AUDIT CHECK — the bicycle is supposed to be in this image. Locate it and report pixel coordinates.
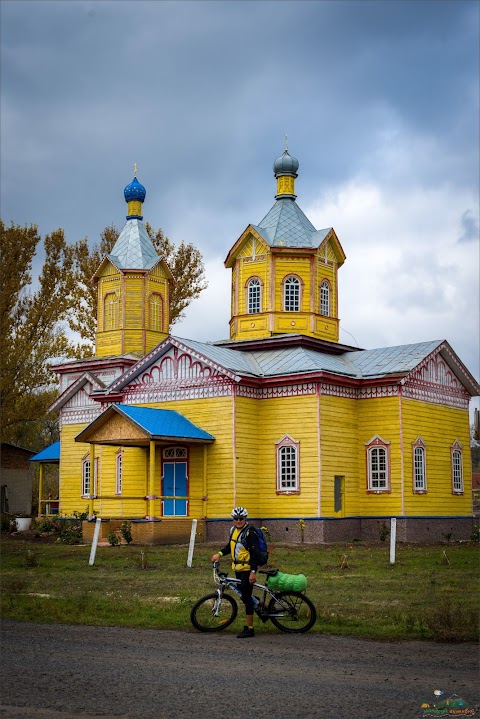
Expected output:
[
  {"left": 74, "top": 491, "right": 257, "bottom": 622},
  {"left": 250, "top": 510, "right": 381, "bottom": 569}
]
[{"left": 190, "top": 562, "right": 317, "bottom": 633}]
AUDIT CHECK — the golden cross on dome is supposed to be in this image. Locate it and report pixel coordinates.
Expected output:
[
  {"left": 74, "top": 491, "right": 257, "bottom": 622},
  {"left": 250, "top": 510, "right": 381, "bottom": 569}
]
[{"left": 133, "top": 162, "right": 138, "bottom": 178}]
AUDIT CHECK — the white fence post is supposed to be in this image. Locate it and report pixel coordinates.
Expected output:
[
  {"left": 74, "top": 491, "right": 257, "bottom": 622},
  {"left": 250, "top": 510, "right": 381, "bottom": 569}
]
[
  {"left": 187, "top": 519, "right": 197, "bottom": 568},
  {"left": 390, "top": 517, "right": 397, "bottom": 565},
  {"left": 89, "top": 517, "right": 102, "bottom": 566}
]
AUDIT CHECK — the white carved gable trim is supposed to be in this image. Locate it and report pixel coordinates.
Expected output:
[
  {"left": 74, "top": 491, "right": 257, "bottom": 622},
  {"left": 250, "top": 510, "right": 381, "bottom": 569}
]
[
  {"left": 403, "top": 344, "right": 470, "bottom": 409},
  {"left": 105, "top": 336, "right": 240, "bottom": 397},
  {"left": 50, "top": 372, "right": 105, "bottom": 413}
]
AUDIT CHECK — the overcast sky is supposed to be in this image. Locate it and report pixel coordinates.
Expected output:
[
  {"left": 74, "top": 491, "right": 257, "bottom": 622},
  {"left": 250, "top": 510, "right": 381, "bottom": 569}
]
[{"left": 1, "top": 0, "right": 479, "bottom": 413}]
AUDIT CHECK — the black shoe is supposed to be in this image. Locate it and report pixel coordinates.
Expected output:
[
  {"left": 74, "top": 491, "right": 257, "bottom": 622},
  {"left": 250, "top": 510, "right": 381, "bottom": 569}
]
[{"left": 236, "top": 626, "right": 255, "bottom": 638}]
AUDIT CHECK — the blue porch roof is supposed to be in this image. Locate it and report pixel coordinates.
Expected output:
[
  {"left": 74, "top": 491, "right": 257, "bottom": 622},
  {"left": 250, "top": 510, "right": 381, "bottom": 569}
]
[
  {"left": 30, "top": 441, "right": 61, "bottom": 462},
  {"left": 115, "top": 405, "right": 215, "bottom": 441},
  {"left": 75, "top": 404, "right": 215, "bottom": 445}
]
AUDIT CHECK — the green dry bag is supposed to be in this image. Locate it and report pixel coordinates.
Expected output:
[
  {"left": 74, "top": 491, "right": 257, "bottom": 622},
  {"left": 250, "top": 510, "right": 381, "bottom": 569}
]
[{"left": 267, "top": 571, "right": 307, "bottom": 592}]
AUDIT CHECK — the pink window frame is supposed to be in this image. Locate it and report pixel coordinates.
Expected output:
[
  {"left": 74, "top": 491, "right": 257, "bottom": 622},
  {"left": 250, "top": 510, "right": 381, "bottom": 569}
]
[
  {"left": 365, "top": 435, "right": 391, "bottom": 493},
  {"left": 450, "top": 440, "right": 464, "bottom": 495},
  {"left": 275, "top": 434, "right": 300, "bottom": 494}
]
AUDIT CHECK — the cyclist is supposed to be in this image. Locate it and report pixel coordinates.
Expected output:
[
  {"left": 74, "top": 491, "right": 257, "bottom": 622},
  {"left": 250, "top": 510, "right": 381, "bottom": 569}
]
[{"left": 211, "top": 506, "right": 260, "bottom": 638}]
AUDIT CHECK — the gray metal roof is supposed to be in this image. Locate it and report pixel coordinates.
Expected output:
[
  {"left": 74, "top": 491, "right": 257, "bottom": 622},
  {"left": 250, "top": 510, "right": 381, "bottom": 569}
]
[
  {"left": 173, "top": 337, "right": 442, "bottom": 380},
  {"left": 346, "top": 341, "right": 443, "bottom": 378},
  {"left": 172, "top": 337, "right": 261, "bottom": 376},
  {"left": 109, "top": 219, "right": 159, "bottom": 270},
  {"left": 99, "top": 334, "right": 479, "bottom": 398},
  {"left": 252, "top": 198, "right": 332, "bottom": 248}
]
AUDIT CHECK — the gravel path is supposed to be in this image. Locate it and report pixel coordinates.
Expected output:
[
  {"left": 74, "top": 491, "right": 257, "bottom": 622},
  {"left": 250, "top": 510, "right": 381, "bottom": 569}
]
[{"left": 1, "top": 620, "right": 478, "bottom": 719}]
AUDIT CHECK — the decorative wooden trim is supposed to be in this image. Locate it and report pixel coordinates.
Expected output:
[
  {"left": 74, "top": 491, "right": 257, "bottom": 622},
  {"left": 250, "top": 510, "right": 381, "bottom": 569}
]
[
  {"left": 124, "top": 383, "right": 234, "bottom": 404},
  {"left": 237, "top": 383, "right": 317, "bottom": 399},
  {"left": 61, "top": 407, "right": 103, "bottom": 426},
  {"left": 402, "top": 382, "right": 469, "bottom": 409}
]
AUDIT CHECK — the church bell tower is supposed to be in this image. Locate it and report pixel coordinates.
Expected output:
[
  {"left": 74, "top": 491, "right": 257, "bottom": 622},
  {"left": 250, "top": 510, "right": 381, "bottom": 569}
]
[{"left": 94, "top": 171, "right": 174, "bottom": 358}]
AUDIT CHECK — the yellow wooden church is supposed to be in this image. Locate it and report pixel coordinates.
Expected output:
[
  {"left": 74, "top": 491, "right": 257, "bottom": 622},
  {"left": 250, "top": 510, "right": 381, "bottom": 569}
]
[{"left": 33, "top": 149, "right": 480, "bottom": 543}]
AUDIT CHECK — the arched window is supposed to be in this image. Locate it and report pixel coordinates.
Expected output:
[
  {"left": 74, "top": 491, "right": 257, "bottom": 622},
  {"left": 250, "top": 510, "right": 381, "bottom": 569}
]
[
  {"left": 247, "top": 278, "right": 261, "bottom": 314},
  {"left": 150, "top": 293, "right": 163, "bottom": 331},
  {"left": 320, "top": 280, "right": 330, "bottom": 316},
  {"left": 365, "top": 435, "right": 390, "bottom": 492},
  {"left": 451, "top": 441, "right": 463, "bottom": 493},
  {"left": 275, "top": 435, "right": 300, "bottom": 493},
  {"left": 104, "top": 293, "right": 118, "bottom": 331},
  {"left": 115, "top": 451, "right": 123, "bottom": 495},
  {"left": 412, "top": 437, "right": 427, "bottom": 492},
  {"left": 284, "top": 276, "right": 300, "bottom": 312},
  {"left": 81, "top": 456, "right": 98, "bottom": 497}
]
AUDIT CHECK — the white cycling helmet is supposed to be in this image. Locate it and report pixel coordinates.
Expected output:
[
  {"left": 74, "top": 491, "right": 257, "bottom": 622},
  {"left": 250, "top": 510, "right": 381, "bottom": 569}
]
[{"left": 231, "top": 506, "right": 248, "bottom": 520}]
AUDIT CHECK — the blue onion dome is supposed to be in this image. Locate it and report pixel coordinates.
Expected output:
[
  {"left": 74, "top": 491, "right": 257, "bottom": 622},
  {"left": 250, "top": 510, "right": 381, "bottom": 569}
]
[
  {"left": 124, "top": 177, "right": 146, "bottom": 203},
  {"left": 273, "top": 149, "right": 299, "bottom": 176}
]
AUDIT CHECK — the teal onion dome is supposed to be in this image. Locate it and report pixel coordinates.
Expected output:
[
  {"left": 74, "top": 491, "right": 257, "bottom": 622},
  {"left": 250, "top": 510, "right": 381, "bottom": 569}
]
[
  {"left": 124, "top": 177, "right": 146, "bottom": 203},
  {"left": 273, "top": 149, "right": 299, "bottom": 177}
]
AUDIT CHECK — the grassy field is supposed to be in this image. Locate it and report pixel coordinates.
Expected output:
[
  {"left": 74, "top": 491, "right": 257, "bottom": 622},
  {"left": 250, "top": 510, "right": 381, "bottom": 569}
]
[{"left": 1, "top": 534, "right": 478, "bottom": 641}]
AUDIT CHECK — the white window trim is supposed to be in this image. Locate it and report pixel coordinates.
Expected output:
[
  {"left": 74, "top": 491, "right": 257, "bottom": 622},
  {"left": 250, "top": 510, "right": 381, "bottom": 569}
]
[
  {"left": 365, "top": 435, "right": 391, "bottom": 493},
  {"left": 246, "top": 277, "right": 262, "bottom": 314},
  {"left": 82, "top": 456, "right": 98, "bottom": 498},
  {"left": 451, "top": 440, "right": 464, "bottom": 494},
  {"left": 103, "top": 292, "right": 119, "bottom": 331},
  {"left": 412, "top": 437, "right": 427, "bottom": 493},
  {"left": 320, "top": 279, "right": 330, "bottom": 316},
  {"left": 149, "top": 292, "right": 163, "bottom": 332},
  {"left": 115, "top": 450, "right": 123, "bottom": 495},
  {"left": 275, "top": 434, "right": 300, "bottom": 494},
  {"left": 283, "top": 275, "right": 301, "bottom": 312}
]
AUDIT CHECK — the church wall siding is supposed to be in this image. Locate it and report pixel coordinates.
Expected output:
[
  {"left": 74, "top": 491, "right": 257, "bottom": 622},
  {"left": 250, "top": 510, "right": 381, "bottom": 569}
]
[
  {"left": 59, "top": 424, "right": 150, "bottom": 518},
  {"left": 319, "top": 394, "right": 358, "bottom": 517},
  {"left": 401, "top": 399, "right": 472, "bottom": 516},
  {"left": 233, "top": 396, "right": 261, "bottom": 514},
  {"left": 355, "top": 397, "right": 402, "bottom": 516},
  {"left": 256, "top": 394, "right": 319, "bottom": 517},
  {"left": 274, "top": 256, "right": 312, "bottom": 313},
  {"left": 139, "top": 396, "right": 235, "bottom": 518},
  {"left": 59, "top": 424, "right": 91, "bottom": 516}
]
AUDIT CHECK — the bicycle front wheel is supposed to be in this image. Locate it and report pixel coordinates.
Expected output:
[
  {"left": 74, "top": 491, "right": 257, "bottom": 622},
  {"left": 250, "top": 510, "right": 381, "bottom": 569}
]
[
  {"left": 268, "top": 591, "right": 317, "bottom": 633},
  {"left": 190, "top": 592, "right": 238, "bottom": 632}
]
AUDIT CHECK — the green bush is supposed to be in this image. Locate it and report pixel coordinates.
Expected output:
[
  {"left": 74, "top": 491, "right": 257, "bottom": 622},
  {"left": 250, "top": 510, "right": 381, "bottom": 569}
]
[
  {"left": 120, "top": 521, "right": 133, "bottom": 544},
  {"left": 107, "top": 532, "right": 120, "bottom": 546}
]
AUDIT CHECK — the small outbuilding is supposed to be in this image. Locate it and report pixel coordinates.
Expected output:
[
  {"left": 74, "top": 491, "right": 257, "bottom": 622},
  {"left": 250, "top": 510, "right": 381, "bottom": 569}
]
[{"left": 0, "top": 443, "right": 35, "bottom": 515}]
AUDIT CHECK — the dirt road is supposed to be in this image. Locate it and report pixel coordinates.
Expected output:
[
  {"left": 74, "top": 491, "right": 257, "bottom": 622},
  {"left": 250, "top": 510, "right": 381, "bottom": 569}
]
[{"left": 1, "top": 620, "right": 478, "bottom": 719}]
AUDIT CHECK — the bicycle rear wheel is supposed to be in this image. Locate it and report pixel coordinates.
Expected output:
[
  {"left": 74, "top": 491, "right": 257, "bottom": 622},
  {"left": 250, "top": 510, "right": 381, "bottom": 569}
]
[
  {"left": 190, "top": 592, "right": 238, "bottom": 632},
  {"left": 267, "top": 591, "right": 317, "bottom": 633}
]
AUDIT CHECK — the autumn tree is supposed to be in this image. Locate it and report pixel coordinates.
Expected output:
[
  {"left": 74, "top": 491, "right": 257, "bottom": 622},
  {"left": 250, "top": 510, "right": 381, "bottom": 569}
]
[
  {"left": 69, "top": 224, "right": 207, "bottom": 350},
  {"left": 0, "top": 221, "right": 77, "bottom": 444}
]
